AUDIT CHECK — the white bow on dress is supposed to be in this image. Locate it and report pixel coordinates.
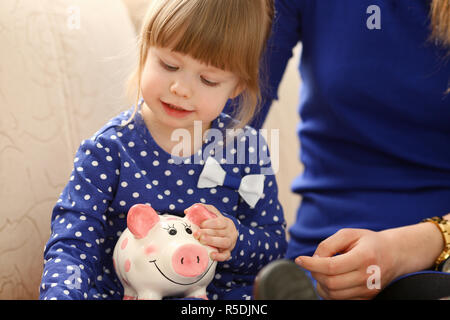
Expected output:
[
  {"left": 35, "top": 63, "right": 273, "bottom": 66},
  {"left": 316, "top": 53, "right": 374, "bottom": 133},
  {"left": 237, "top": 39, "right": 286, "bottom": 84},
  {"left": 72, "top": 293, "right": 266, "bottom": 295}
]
[{"left": 197, "top": 157, "right": 265, "bottom": 207}]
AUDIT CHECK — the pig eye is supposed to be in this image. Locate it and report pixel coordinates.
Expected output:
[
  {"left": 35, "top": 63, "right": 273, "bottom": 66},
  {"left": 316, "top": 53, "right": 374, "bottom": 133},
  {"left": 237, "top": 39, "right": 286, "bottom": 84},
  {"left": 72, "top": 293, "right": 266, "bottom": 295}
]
[
  {"left": 163, "top": 224, "right": 177, "bottom": 236},
  {"left": 182, "top": 222, "right": 192, "bottom": 234}
]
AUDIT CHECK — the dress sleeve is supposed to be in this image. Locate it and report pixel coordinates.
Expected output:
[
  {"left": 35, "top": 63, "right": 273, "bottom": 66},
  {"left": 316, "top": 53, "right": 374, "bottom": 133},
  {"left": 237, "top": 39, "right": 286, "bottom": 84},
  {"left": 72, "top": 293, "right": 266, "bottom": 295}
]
[
  {"left": 223, "top": 131, "right": 288, "bottom": 274},
  {"left": 39, "top": 135, "right": 120, "bottom": 300}
]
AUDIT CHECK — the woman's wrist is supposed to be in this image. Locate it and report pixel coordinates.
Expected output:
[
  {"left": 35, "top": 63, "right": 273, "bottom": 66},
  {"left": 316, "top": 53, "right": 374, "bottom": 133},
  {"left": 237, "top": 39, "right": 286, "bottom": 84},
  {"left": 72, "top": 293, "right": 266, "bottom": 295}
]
[
  {"left": 381, "top": 220, "right": 445, "bottom": 278},
  {"left": 422, "top": 214, "right": 450, "bottom": 269}
]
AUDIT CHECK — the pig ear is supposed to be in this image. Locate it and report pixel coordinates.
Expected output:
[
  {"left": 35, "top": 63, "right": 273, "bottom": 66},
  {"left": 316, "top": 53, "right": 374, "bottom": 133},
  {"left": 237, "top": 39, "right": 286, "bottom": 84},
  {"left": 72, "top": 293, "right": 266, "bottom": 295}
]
[
  {"left": 185, "top": 204, "right": 217, "bottom": 227},
  {"left": 127, "top": 204, "right": 160, "bottom": 239}
]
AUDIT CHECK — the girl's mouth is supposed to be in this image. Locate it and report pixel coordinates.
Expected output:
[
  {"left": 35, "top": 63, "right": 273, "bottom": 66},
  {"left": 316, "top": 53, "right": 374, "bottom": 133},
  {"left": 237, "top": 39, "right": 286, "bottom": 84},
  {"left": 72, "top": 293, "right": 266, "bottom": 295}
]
[{"left": 161, "top": 101, "right": 194, "bottom": 118}]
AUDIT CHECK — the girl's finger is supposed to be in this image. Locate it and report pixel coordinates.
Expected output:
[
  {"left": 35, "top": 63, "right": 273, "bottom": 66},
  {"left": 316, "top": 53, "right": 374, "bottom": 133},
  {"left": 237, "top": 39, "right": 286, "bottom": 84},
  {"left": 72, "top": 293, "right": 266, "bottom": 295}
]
[
  {"left": 196, "top": 228, "right": 228, "bottom": 238},
  {"left": 201, "top": 217, "right": 228, "bottom": 229},
  {"left": 199, "top": 235, "right": 232, "bottom": 249},
  {"left": 210, "top": 250, "right": 231, "bottom": 262},
  {"left": 198, "top": 204, "right": 223, "bottom": 217}
]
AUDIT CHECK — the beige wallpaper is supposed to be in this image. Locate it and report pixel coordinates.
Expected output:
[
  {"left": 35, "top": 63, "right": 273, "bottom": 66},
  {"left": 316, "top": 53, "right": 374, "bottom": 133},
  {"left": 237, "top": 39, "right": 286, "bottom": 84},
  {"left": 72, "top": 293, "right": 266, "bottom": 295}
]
[
  {"left": 0, "top": 0, "right": 137, "bottom": 299},
  {"left": 263, "top": 44, "right": 304, "bottom": 233}
]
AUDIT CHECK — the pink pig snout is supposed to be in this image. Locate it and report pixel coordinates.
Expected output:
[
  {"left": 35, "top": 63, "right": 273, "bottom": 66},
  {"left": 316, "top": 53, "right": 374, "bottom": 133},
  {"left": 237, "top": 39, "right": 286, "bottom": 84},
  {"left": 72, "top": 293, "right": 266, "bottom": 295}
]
[{"left": 172, "top": 244, "right": 209, "bottom": 277}]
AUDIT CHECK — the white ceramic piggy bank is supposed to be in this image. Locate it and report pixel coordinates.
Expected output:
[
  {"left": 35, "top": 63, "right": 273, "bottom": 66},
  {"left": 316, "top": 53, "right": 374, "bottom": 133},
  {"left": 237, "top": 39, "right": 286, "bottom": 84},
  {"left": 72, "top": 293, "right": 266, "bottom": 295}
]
[{"left": 113, "top": 203, "right": 218, "bottom": 300}]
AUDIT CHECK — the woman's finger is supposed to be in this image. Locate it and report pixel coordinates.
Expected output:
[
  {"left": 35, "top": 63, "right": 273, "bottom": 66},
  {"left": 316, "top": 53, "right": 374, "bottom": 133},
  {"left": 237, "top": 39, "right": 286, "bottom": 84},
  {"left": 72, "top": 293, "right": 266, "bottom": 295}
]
[
  {"left": 316, "top": 281, "right": 377, "bottom": 300},
  {"left": 311, "top": 269, "right": 365, "bottom": 292},
  {"left": 296, "top": 251, "right": 359, "bottom": 275},
  {"left": 314, "top": 228, "right": 365, "bottom": 258}
]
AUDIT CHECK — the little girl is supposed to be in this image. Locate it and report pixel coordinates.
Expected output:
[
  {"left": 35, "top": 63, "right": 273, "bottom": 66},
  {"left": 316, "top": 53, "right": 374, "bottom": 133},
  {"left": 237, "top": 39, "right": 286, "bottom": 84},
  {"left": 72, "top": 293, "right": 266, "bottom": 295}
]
[{"left": 39, "top": 0, "right": 286, "bottom": 300}]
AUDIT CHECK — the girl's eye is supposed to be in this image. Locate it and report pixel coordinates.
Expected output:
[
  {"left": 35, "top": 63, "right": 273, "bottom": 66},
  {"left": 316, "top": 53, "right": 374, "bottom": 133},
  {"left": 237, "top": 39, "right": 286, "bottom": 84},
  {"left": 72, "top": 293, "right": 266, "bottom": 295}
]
[
  {"left": 168, "top": 228, "right": 177, "bottom": 236},
  {"left": 160, "top": 60, "right": 179, "bottom": 71},
  {"left": 201, "top": 76, "right": 219, "bottom": 87},
  {"left": 185, "top": 227, "right": 192, "bottom": 235}
]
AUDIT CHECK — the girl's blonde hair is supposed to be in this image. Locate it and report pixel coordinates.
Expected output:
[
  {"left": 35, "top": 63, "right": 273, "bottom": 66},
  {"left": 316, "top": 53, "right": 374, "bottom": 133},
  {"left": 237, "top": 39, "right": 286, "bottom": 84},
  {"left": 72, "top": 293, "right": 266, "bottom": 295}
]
[
  {"left": 126, "top": 0, "right": 449, "bottom": 120},
  {"left": 126, "top": 0, "right": 274, "bottom": 129}
]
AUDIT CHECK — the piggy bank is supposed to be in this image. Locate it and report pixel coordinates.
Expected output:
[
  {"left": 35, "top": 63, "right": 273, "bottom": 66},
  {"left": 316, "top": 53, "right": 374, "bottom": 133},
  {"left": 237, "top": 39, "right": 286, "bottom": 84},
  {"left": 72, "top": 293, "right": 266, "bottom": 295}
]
[{"left": 113, "top": 203, "right": 218, "bottom": 300}]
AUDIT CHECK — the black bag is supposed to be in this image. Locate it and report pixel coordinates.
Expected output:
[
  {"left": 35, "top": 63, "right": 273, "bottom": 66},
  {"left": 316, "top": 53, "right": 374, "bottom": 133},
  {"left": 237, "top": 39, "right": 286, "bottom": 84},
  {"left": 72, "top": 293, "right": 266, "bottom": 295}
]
[{"left": 375, "top": 271, "right": 450, "bottom": 300}]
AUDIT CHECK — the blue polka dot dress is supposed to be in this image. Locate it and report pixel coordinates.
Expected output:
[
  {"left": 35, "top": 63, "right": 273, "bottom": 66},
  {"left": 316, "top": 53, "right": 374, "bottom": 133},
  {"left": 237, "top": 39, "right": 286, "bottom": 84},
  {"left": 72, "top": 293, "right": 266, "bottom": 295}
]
[{"left": 39, "top": 103, "right": 287, "bottom": 300}]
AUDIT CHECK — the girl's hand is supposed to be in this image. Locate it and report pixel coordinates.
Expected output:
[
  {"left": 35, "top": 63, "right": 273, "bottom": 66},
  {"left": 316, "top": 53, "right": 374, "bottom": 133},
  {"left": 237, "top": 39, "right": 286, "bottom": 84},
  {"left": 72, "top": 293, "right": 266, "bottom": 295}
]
[
  {"left": 295, "top": 222, "right": 444, "bottom": 300},
  {"left": 185, "top": 204, "right": 238, "bottom": 262}
]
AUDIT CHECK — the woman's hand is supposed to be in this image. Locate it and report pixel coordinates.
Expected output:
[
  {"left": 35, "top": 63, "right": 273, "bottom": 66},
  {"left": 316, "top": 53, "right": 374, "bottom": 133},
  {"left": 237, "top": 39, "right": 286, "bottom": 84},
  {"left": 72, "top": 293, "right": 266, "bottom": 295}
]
[
  {"left": 295, "top": 221, "right": 445, "bottom": 300},
  {"left": 185, "top": 204, "right": 238, "bottom": 262}
]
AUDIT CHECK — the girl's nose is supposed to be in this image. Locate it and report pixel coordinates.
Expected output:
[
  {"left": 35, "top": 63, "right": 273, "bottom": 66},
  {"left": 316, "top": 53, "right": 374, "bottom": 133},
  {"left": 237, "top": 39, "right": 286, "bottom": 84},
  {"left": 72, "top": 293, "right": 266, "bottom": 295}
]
[{"left": 170, "top": 80, "right": 191, "bottom": 99}]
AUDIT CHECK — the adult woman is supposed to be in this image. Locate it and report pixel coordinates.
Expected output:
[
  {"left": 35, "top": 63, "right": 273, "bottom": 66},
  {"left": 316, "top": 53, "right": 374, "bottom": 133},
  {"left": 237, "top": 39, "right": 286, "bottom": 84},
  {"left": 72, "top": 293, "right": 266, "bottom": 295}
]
[{"left": 244, "top": 0, "right": 450, "bottom": 299}]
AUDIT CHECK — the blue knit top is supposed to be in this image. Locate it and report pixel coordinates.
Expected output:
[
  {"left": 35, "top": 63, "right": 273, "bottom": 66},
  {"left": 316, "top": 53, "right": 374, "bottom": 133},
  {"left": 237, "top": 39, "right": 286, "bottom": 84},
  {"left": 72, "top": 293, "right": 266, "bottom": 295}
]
[{"left": 235, "top": 0, "right": 450, "bottom": 258}]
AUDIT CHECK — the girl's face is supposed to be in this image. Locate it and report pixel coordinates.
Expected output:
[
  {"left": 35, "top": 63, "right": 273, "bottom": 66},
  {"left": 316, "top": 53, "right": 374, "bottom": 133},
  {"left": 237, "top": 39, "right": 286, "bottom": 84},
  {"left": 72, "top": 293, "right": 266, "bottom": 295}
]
[{"left": 140, "top": 46, "right": 243, "bottom": 134}]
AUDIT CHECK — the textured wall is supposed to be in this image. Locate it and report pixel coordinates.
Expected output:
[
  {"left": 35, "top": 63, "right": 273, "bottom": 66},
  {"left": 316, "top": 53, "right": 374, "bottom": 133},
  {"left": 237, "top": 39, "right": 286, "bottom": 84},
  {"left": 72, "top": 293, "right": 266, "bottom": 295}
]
[
  {"left": 0, "top": 0, "right": 137, "bottom": 299},
  {"left": 263, "top": 44, "right": 303, "bottom": 234}
]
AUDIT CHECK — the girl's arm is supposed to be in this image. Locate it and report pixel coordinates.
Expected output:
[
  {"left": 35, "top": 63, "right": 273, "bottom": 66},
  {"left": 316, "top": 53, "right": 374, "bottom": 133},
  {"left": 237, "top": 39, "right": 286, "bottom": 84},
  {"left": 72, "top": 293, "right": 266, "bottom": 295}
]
[
  {"left": 40, "top": 136, "right": 120, "bottom": 300},
  {"left": 222, "top": 130, "right": 287, "bottom": 275},
  {"left": 192, "top": 129, "right": 287, "bottom": 275},
  {"left": 224, "top": 171, "right": 287, "bottom": 275}
]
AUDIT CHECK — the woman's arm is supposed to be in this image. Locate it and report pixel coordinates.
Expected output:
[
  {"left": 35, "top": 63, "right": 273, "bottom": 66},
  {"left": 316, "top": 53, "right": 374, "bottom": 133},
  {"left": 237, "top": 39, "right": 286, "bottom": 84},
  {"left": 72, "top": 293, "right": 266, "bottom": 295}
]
[{"left": 296, "top": 213, "right": 450, "bottom": 299}]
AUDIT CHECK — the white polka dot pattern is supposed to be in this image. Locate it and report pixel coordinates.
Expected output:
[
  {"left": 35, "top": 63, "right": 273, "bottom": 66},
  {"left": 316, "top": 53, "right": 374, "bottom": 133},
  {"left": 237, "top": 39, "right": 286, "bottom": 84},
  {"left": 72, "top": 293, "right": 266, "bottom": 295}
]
[{"left": 39, "top": 107, "right": 287, "bottom": 300}]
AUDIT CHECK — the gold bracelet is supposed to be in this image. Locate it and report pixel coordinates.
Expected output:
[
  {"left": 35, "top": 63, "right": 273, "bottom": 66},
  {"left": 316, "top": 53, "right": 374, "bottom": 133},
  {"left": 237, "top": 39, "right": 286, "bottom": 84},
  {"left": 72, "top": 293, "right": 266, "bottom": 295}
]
[{"left": 422, "top": 216, "right": 450, "bottom": 270}]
